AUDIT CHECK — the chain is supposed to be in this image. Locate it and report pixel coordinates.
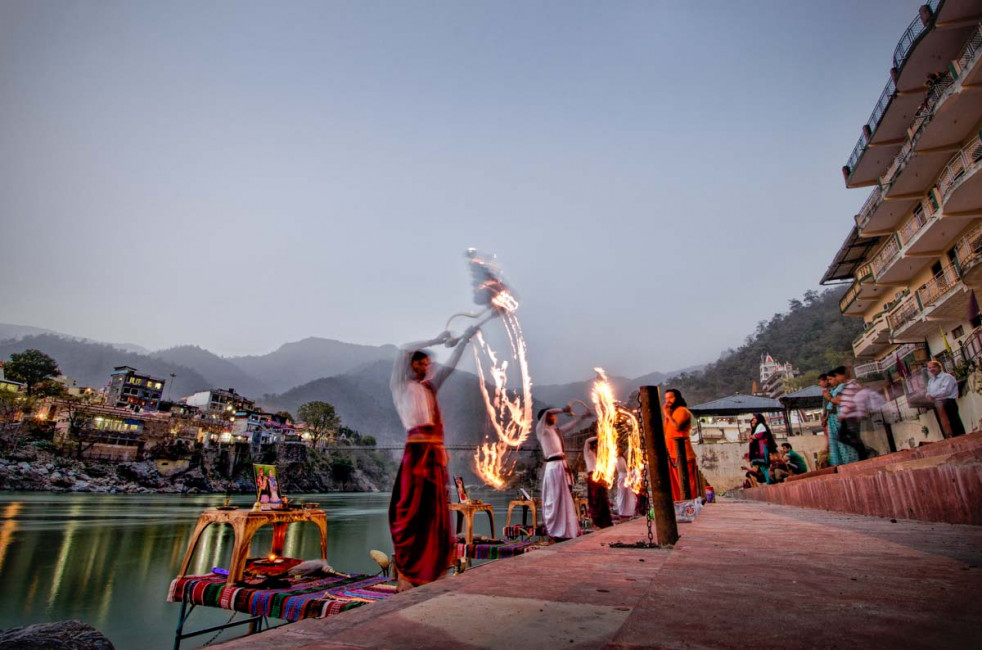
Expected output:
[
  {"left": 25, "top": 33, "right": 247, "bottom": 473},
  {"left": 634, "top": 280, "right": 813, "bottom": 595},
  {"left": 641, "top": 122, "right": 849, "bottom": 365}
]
[{"left": 635, "top": 394, "right": 655, "bottom": 547}]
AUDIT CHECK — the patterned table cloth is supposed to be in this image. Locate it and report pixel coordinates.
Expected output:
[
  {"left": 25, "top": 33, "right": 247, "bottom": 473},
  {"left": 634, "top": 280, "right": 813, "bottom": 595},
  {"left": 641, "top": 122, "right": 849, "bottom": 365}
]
[{"left": 168, "top": 572, "right": 397, "bottom": 622}]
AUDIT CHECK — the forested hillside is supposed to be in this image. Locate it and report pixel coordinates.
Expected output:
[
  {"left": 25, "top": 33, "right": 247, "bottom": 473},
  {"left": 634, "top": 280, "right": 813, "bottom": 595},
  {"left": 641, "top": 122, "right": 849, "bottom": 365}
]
[{"left": 663, "top": 287, "right": 862, "bottom": 404}]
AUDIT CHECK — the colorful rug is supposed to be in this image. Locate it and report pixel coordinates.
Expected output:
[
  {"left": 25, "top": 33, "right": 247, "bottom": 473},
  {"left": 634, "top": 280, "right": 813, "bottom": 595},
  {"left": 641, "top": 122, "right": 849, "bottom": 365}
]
[
  {"left": 454, "top": 539, "right": 540, "bottom": 560},
  {"left": 168, "top": 572, "right": 397, "bottom": 622},
  {"left": 502, "top": 524, "right": 548, "bottom": 539}
]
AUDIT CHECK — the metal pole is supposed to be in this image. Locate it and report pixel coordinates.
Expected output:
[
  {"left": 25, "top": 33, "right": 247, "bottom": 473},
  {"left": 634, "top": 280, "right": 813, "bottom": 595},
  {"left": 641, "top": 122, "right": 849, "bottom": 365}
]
[
  {"left": 639, "top": 386, "right": 679, "bottom": 545},
  {"left": 674, "top": 437, "right": 691, "bottom": 500}
]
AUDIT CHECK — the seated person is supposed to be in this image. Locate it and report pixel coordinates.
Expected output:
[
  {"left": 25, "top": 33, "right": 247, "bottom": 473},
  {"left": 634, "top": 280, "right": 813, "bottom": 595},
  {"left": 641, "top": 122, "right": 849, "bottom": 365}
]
[{"left": 781, "top": 443, "right": 809, "bottom": 475}]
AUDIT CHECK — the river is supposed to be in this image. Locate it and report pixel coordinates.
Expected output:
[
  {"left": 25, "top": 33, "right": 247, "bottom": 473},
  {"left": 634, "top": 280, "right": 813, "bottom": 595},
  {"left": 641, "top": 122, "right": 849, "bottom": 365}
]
[{"left": 0, "top": 489, "right": 514, "bottom": 649}]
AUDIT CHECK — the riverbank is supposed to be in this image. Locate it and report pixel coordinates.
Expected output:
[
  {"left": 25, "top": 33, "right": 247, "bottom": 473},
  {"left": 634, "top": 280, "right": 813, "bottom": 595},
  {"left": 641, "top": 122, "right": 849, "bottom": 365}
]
[
  {"left": 219, "top": 499, "right": 982, "bottom": 649},
  {"left": 0, "top": 443, "right": 396, "bottom": 494}
]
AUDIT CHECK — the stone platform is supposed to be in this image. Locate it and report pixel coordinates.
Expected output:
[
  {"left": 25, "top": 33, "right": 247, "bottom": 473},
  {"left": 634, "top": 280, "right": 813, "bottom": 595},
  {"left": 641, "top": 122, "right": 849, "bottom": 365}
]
[
  {"left": 735, "top": 430, "right": 982, "bottom": 525},
  {"left": 217, "top": 500, "right": 982, "bottom": 649}
]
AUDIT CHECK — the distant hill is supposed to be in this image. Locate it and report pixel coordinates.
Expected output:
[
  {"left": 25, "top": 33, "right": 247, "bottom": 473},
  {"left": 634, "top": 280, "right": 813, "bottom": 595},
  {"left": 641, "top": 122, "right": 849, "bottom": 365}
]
[
  {"left": 662, "top": 287, "right": 862, "bottom": 404},
  {"left": 152, "top": 345, "right": 268, "bottom": 397},
  {"left": 228, "top": 338, "right": 399, "bottom": 394},
  {"left": 532, "top": 374, "right": 634, "bottom": 411},
  {"left": 0, "top": 322, "right": 149, "bottom": 355},
  {"left": 0, "top": 334, "right": 211, "bottom": 397},
  {"left": 259, "top": 360, "right": 522, "bottom": 449}
]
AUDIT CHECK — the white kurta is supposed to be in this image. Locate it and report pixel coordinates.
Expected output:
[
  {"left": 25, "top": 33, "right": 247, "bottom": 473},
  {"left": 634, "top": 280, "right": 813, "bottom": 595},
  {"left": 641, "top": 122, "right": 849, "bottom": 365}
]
[
  {"left": 615, "top": 456, "right": 637, "bottom": 517},
  {"left": 536, "top": 415, "right": 582, "bottom": 539}
]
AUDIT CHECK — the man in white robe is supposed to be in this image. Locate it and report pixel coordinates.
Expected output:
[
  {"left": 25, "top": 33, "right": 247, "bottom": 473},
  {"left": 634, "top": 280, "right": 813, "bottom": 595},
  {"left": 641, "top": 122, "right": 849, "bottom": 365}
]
[{"left": 535, "top": 407, "right": 589, "bottom": 540}]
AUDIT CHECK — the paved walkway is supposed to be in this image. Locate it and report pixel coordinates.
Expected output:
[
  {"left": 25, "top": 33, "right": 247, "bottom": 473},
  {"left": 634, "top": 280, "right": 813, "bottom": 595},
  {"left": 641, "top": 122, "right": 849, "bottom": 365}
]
[{"left": 219, "top": 500, "right": 982, "bottom": 649}]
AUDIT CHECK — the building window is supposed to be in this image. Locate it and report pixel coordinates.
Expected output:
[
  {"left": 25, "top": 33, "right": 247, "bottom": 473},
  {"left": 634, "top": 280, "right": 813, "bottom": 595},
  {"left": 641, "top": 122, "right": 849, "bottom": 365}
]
[{"left": 953, "top": 325, "right": 965, "bottom": 339}]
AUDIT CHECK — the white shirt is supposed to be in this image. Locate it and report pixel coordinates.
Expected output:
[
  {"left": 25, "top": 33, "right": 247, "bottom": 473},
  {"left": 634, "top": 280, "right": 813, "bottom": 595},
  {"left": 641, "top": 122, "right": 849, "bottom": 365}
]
[
  {"left": 390, "top": 336, "right": 469, "bottom": 431},
  {"left": 927, "top": 371, "right": 959, "bottom": 400},
  {"left": 536, "top": 422, "right": 565, "bottom": 459},
  {"left": 583, "top": 436, "right": 597, "bottom": 472}
]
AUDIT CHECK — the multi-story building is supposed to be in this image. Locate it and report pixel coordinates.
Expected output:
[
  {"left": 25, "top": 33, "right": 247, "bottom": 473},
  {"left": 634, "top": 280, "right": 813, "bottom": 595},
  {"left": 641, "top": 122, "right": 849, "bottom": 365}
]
[
  {"left": 105, "top": 366, "right": 165, "bottom": 411},
  {"left": 183, "top": 388, "right": 255, "bottom": 417},
  {"left": 823, "top": 1, "right": 982, "bottom": 444},
  {"left": 759, "top": 353, "right": 796, "bottom": 398}
]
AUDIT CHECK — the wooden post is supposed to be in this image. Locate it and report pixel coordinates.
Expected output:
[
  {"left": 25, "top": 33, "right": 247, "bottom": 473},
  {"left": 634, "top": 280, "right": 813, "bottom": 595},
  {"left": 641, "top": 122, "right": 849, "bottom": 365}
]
[
  {"left": 639, "top": 386, "right": 679, "bottom": 545},
  {"left": 674, "top": 438, "right": 691, "bottom": 500}
]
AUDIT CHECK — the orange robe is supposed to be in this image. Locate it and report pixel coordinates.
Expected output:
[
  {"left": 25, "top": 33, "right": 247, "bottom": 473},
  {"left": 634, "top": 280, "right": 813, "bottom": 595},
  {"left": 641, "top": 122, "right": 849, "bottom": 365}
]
[{"left": 664, "top": 406, "right": 699, "bottom": 501}]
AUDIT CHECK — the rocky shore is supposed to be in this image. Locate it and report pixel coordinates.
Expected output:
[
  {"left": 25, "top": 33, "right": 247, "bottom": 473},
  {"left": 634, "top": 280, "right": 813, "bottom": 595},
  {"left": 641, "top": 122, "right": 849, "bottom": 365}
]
[{"left": 0, "top": 444, "right": 395, "bottom": 495}]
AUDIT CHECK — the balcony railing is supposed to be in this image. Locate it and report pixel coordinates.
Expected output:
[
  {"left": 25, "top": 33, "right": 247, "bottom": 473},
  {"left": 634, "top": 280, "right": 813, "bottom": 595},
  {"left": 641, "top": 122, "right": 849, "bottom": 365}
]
[
  {"left": 844, "top": 1, "right": 939, "bottom": 179},
  {"left": 853, "top": 314, "right": 889, "bottom": 348},
  {"left": 855, "top": 185, "right": 883, "bottom": 232},
  {"left": 936, "top": 134, "right": 982, "bottom": 201},
  {"left": 954, "top": 223, "right": 982, "bottom": 273},
  {"left": 855, "top": 341, "right": 929, "bottom": 379},
  {"left": 887, "top": 293, "right": 922, "bottom": 331},
  {"left": 896, "top": 200, "right": 937, "bottom": 247},
  {"left": 838, "top": 262, "right": 875, "bottom": 313},
  {"left": 918, "top": 264, "right": 962, "bottom": 308},
  {"left": 870, "top": 235, "right": 902, "bottom": 279}
]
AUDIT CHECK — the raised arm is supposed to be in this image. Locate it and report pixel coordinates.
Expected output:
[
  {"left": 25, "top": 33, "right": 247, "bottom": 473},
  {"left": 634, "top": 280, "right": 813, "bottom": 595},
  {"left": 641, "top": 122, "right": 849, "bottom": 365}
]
[
  {"left": 390, "top": 331, "right": 451, "bottom": 394},
  {"left": 558, "top": 412, "right": 590, "bottom": 435},
  {"left": 430, "top": 326, "right": 479, "bottom": 390}
]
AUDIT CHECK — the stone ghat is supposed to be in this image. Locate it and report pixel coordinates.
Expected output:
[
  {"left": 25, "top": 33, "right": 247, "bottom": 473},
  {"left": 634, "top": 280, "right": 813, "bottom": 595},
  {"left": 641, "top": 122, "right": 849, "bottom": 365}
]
[
  {"left": 734, "top": 430, "right": 982, "bottom": 525},
  {"left": 214, "top": 500, "right": 982, "bottom": 649}
]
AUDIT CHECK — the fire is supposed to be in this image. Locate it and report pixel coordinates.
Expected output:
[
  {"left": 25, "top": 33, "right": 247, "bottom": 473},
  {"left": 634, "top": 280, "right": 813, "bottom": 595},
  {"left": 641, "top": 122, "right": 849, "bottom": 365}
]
[
  {"left": 589, "top": 369, "right": 644, "bottom": 493},
  {"left": 466, "top": 253, "right": 534, "bottom": 488},
  {"left": 590, "top": 368, "right": 619, "bottom": 488},
  {"left": 473, "top": 441, "right": 510, "bottom": 490}
]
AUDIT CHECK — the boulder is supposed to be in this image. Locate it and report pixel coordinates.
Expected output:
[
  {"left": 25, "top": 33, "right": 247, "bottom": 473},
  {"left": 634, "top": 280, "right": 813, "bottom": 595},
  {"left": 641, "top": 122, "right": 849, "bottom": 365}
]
[{"left": 0, "top": 619, "right": 115, "bottom": 649}]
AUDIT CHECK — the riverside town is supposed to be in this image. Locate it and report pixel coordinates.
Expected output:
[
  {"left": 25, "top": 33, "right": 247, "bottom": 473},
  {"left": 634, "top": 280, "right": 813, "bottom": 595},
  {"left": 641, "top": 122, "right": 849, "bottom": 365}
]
[{"left": 1, "top": 2, "right": 980, "bottom": 649}]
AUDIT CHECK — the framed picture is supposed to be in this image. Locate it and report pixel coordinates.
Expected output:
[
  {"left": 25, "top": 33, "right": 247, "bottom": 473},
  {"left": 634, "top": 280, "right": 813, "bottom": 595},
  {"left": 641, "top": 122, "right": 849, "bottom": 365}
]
[
  {"left": 453, "top": 476, "right": 469, "bottom": 504},
  {"left": 518, "top": 487, "right": 532, "bottom": 501},
  {"left": 253, "top": 464, "right": 283, "bottom": 510}
]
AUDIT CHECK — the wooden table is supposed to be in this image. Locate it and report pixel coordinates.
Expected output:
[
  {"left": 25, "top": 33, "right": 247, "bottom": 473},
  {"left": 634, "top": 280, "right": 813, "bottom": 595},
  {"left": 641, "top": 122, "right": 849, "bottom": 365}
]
[
  {"left": 506, "top": 498, "right": 541, "bottom": 529},
  {"left": 176, "top": 508, "right": 327, "bottom": 586},
  {"left": 449, "top": 501, "right": 496, "bottom": 545}
]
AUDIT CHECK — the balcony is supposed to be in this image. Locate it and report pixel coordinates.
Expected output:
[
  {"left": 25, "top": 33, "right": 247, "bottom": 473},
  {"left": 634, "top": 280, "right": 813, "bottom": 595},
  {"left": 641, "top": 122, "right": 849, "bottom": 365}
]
[
  {"left": 843, "top": 1, "right": 980, "bottom": 188},
  {"left": 856, "top": 183, "right": 920, "bottom": 235},
  {"left": 838, "top": 262, "right": 882, "bottom": 315},
  {"left": 853, "top": 315, "right": 892, "bottom": 358},
  {"left": 935, "top": 132, "right": 982, "bottom": 214},
  {"left": 854, "top": 341, "right": 930, "bottom": 380},
  {"left": 919, "top": 263, "right": 971, "bottom": 321},
  {"left": 954, "top": 223, "right": 982, "bottom": 287},
  {"left": 869, "top": 233, "right": 930, "bottom": 285},
  {"left": 887, "top": 292, "right": 929, "bottom": 341}
]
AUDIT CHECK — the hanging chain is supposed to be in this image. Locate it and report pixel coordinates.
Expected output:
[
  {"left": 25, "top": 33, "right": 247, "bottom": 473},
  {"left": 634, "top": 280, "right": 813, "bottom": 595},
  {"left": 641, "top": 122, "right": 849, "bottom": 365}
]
[{"left": 635, "top": 394, "right": 655, "bottom": 547}]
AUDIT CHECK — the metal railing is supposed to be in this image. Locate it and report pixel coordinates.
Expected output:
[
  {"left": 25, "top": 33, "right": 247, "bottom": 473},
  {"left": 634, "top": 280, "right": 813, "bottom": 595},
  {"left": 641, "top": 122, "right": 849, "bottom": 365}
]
[
  {"left": 845, "top": 1, "right": 939, "bottom": 179},
  {"left": 918, "top": 264, "right": 962, "bottom": 307},
  {"left": 870, "top": 234, "right": 902, "bottom": 279},
  {"left": 855, "top": 185, "right": 883, "bottom": 231},
  {"left": 887, "top": 292, "right": 922, "bottom": 331},
  {"left": 854, "top": 341, "right": 929, "bottom": 379},
  {"left": 954, "top": 222, "right": 982, "bottom": 273},
  {"left": 838, "top": 262, "right": 875, "bottom": 312},
  {"left": 953, "top": 21, "right": 982, "bottom": 73},
  {"left": 893, "top": 2, "right": 939, "bottom": 70},
  {"left": 936, "top": 133, "right": 982, "bottom": 201},
  {"left": 853, "top": 315, "right": 889, "bottom": 352},
  {"left": 896, "top": 202, "right": 935, "bottom": 247}
]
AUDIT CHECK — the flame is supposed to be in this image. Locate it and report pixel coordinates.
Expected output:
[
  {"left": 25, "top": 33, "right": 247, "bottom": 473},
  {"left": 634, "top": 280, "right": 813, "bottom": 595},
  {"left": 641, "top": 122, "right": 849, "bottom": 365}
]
[
  {"left": 590, "top": 368, "right": 619, "bottom": 488},
  {"left": 467, "top": 254, "right": 533, "bottom": 488},
  {"left": 474, "top": 441, "right": 510, "bottom": 489},
  {"left": 617, "top": 406, "right": 645, "bottom": 494}
]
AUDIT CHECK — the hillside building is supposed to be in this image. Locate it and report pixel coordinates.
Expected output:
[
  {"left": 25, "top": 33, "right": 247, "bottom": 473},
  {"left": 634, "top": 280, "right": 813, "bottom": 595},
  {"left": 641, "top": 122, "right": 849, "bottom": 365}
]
[
  {"left": 183, "top": 388, "right": 255, "bottom": 417},
  {"left": 822, "top": 1, "right": 982, "bottom": 445},
  {"left": 759, "top": 353, "right": 797, "bottom": 398},
  {"left": 105, "top": 366, "right": 165, "bottom": 411}
]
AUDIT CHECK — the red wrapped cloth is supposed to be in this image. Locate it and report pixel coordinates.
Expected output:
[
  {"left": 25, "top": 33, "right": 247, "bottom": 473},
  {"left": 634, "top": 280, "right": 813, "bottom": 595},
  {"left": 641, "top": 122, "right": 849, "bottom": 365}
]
[{"left": 388, "top": 417, "right": 452, "bottom": 586}]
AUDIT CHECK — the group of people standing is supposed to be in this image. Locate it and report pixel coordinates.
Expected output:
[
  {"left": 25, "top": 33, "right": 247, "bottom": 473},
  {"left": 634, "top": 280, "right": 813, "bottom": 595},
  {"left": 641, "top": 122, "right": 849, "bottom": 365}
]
[{"left": 386, "top": 326, "right": 704, "bottom": 590}]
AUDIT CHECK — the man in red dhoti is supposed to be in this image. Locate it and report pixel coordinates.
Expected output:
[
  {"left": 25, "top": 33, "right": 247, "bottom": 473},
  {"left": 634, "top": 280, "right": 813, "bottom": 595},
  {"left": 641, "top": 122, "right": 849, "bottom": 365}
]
[
  {"left": 388, "top": 327, "right": 477, "bottom": 591},
  {"left": 663, "top": 388, "right": 699, "bottom": 501}
]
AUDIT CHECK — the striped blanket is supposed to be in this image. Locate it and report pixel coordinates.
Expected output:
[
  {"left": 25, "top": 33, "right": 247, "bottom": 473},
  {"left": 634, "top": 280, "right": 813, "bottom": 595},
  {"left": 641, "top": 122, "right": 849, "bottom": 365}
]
[
  {"left": 167, "top": 572, "right": 397, "bottom": 622},
  {"left": 502, "top": 524, "right": 548, "bottom": 539},
  {"left": 454, "top": 539, "right": 539, "bottom": 561}
]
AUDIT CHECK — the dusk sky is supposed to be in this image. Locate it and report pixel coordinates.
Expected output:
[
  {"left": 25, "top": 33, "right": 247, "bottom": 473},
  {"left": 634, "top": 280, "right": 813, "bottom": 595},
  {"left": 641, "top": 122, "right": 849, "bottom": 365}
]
[{"left": 1, "top": 0, "right": 927, "bottom": 384}]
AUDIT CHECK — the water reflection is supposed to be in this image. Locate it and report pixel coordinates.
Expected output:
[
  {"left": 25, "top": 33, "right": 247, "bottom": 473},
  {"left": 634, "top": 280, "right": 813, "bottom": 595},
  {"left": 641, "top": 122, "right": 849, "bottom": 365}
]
[{"left": 0, "top": 489, "right": 513, "bottom": 649}]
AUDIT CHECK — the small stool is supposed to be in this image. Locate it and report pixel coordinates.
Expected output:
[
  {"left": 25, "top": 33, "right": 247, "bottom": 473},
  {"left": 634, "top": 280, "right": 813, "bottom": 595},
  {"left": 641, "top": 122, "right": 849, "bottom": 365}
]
[
  {"left": 505, "top": 498, "right": 541, "bottom": 530},
  {"left": 449, "top": 501, "right": 496, "bottom": 570}
]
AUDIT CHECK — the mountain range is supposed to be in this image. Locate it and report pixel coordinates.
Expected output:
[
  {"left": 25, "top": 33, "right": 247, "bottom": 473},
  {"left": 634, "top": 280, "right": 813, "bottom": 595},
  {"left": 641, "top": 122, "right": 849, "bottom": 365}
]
[{"left": 0, "top": 324, "right": 697, "bottom": 447}]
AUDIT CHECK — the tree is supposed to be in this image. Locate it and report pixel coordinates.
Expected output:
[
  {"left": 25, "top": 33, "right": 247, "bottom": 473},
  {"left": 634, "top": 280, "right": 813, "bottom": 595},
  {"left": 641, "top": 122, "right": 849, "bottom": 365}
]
[
  {"left": 329, "top": 456, "right": 355, "bottom": 489},
  {"left": 361, "top": 435, "right": 377, "bottom": 447},
  {"left": 4, "top": 349, "right": 60, "bottom": 396},
  {"left": 297, "top": 401, "right": 340, "bottom": 449}
]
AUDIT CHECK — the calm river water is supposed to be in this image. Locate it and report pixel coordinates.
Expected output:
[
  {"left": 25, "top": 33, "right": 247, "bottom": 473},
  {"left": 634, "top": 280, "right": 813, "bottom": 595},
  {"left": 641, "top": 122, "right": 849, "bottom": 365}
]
[{"left": 0, "top": 489, "right": 513, "bottom": 649}]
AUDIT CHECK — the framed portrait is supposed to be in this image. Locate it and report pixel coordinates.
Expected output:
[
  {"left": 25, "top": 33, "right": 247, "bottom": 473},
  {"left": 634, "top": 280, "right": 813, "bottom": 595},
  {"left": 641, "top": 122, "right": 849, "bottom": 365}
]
[
  {"left": 453, "top": 476, "right": 468, "bottom": 504},
  {"left": 253, "top": 464, "right": 283, "bottom": 510}
]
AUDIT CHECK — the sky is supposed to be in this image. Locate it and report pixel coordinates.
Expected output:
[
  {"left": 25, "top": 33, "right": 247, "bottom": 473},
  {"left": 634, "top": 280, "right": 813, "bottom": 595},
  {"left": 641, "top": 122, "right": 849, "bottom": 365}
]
[{"left": 0, "top": 0, "right": 928, "bottom": 384}]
